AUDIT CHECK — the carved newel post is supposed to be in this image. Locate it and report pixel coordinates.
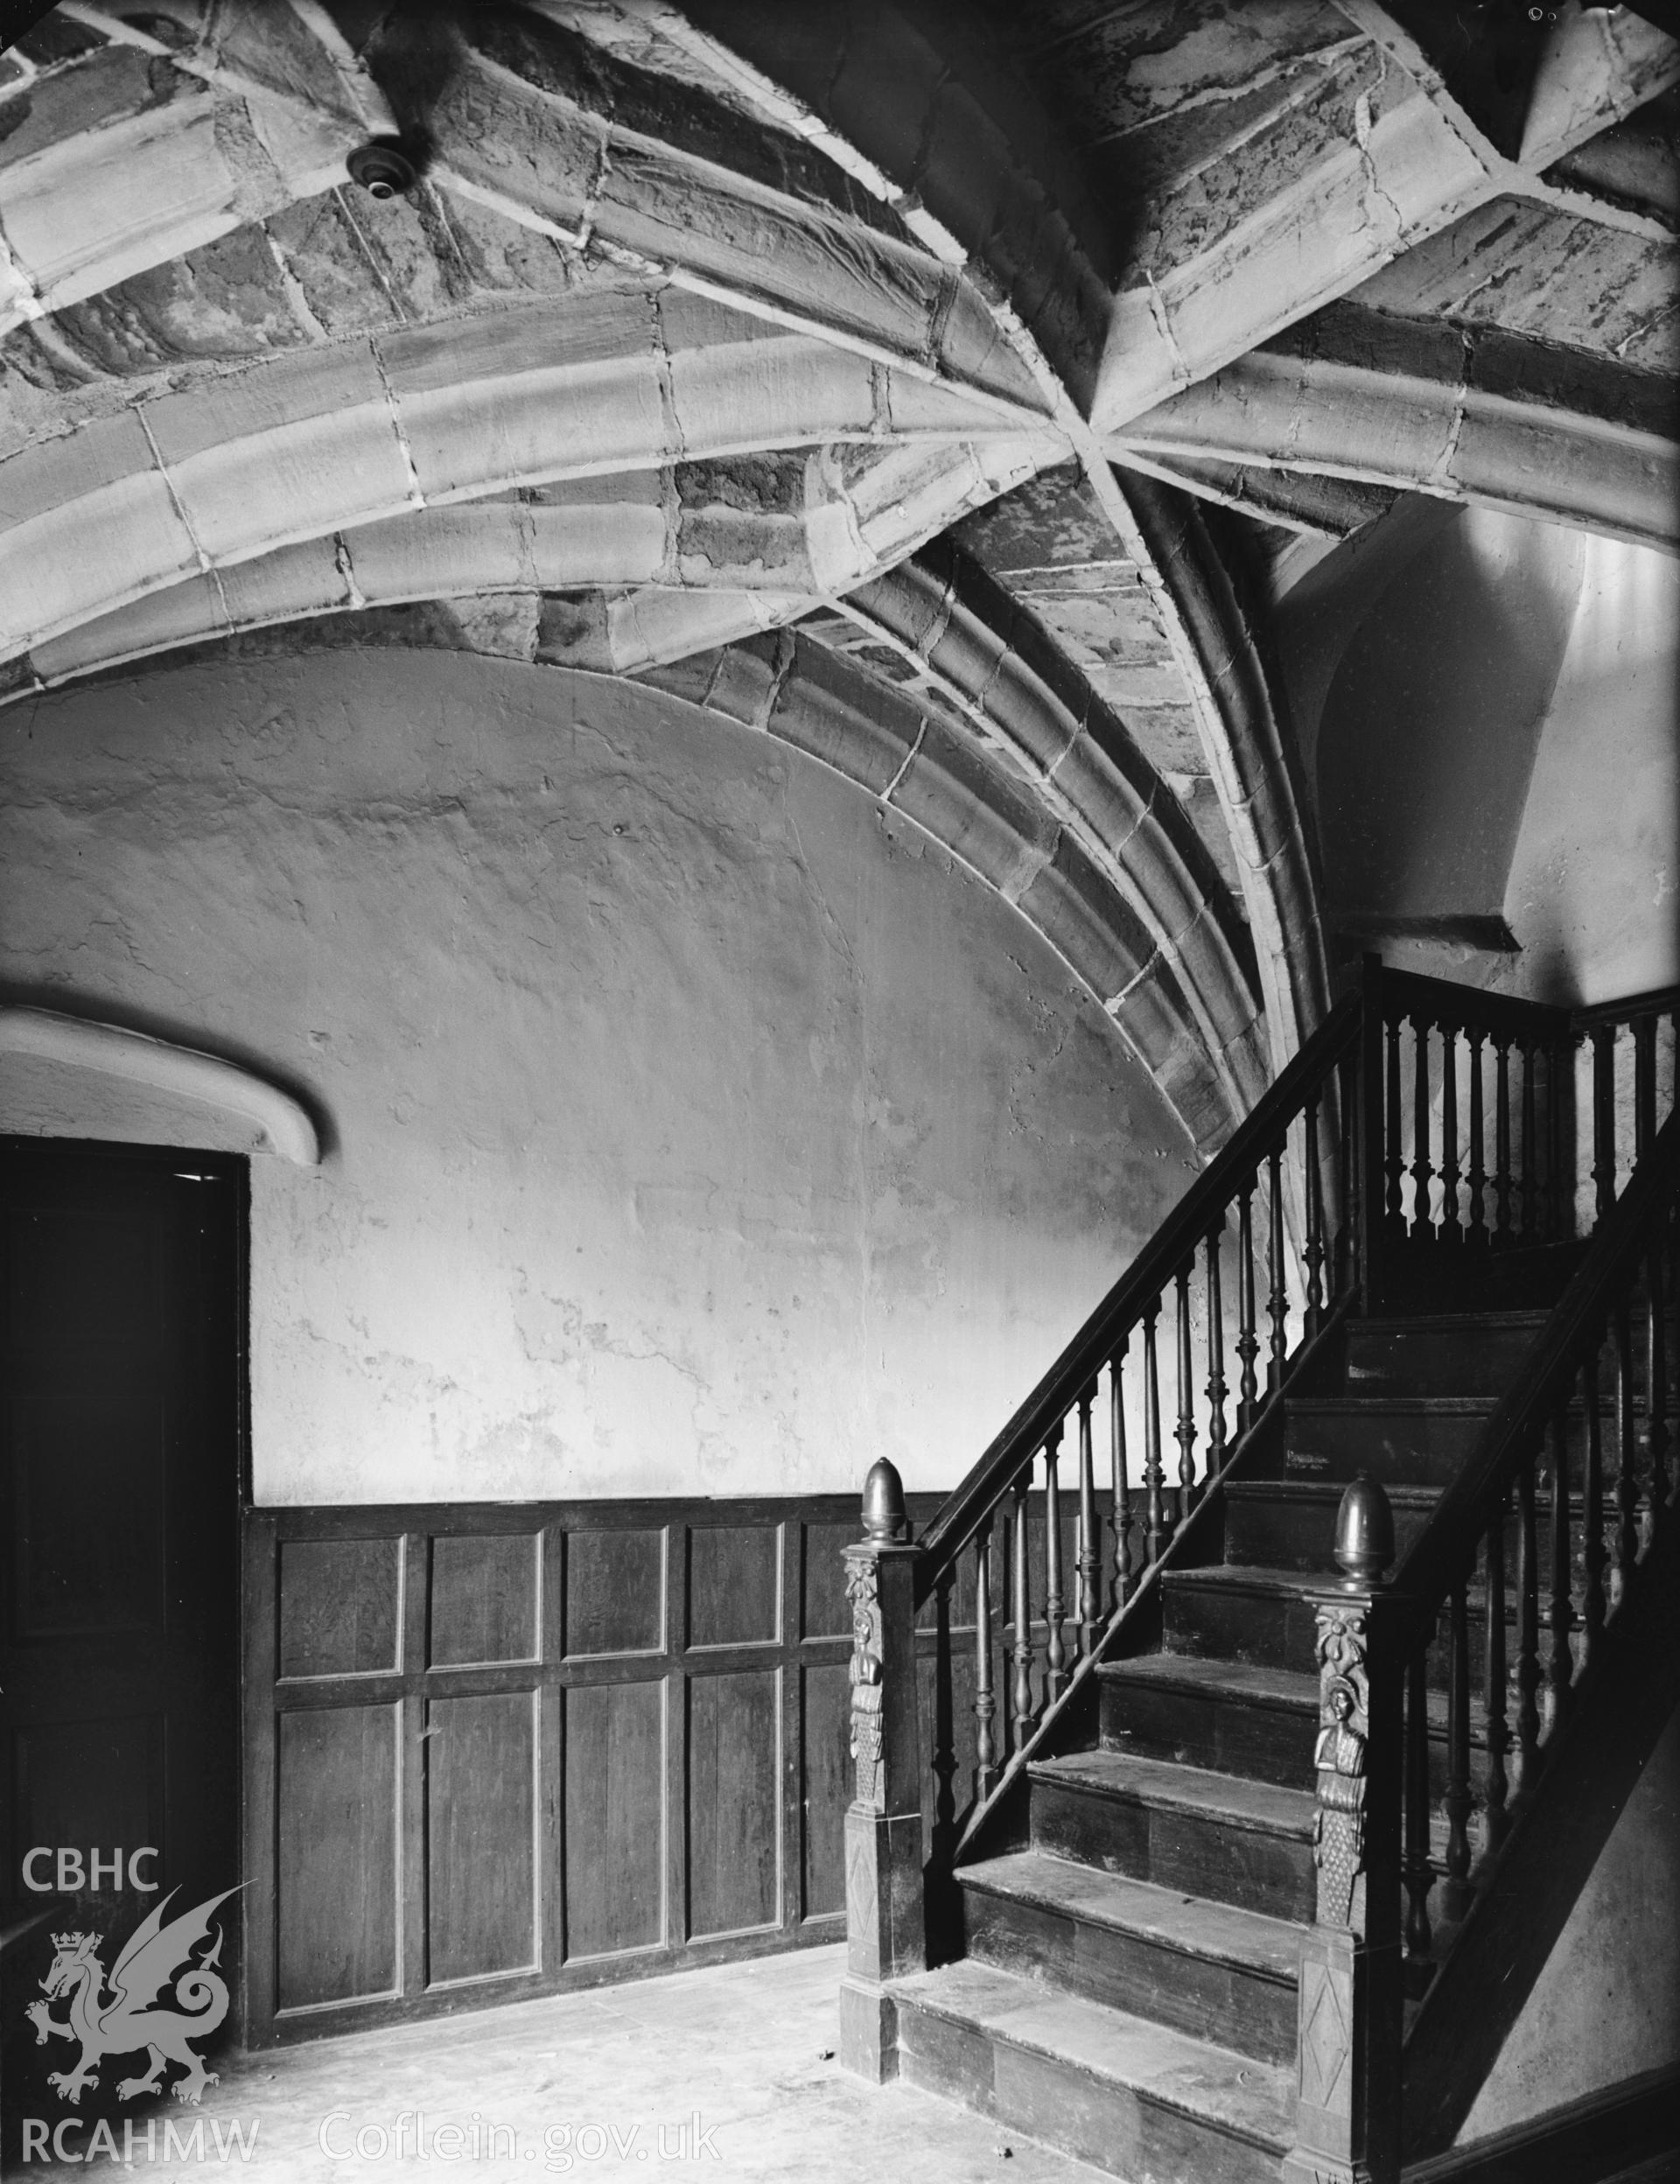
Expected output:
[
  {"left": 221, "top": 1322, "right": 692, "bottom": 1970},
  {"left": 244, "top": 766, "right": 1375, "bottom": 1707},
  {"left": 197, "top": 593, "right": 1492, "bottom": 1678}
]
[
  {"left": 1283, "top": 1474, "right": 1406, "bottom": 2184},
  {"left": 837, "top": 1457, "right": 927, "bottom": 2082}
]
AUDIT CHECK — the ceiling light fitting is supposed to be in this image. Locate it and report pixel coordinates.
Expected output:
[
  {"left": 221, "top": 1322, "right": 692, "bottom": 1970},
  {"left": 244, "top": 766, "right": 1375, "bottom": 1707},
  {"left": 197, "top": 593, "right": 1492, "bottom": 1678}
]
[{"left": 346, "top": 141, "right": 417, "bottom": 200}]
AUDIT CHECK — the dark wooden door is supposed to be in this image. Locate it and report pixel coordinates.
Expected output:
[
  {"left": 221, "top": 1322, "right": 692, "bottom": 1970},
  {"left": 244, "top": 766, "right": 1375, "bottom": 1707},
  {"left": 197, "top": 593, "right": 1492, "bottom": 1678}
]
[{"left": 1, "top": 1139, "right": 242, "bottom": 2121}]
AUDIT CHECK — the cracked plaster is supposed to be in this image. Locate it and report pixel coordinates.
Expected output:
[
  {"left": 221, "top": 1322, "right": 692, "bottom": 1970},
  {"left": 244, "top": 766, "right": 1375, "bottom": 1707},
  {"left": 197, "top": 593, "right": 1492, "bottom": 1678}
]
[{"left": 0, "top": 646, "right": 1193, "bottom": 1503}]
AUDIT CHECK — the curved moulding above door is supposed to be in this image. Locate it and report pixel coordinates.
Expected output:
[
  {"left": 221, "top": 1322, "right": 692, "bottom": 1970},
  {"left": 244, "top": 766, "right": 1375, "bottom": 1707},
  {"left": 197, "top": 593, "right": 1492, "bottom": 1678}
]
[{"left": 0, "top": 1007, "right": 320, "bottom": 1166}]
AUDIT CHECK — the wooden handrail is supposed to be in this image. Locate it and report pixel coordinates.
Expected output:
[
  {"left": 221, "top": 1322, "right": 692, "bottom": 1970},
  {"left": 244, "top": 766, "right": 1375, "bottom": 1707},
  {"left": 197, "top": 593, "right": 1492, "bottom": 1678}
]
[
  {"left": 910, "top": 989, "right": 1362, "bottom": 1600},
  {"left": 1378, "top": 966, "right": 1573, "bottom": 1041},
  {"left": 1391, "top": 1106, "right": 1680, "bottom": 1635},
  {"left": 1571, "top": 979, "right": 1680, "bottom": 1029}
]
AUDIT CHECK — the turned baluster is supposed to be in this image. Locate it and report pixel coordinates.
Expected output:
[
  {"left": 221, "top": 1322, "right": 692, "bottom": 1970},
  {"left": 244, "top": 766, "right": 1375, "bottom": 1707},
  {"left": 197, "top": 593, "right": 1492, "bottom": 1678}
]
[
  {"left": 1466, "top": 1028, "right": 1488, "bottom": 1246},
  {"left": 1336, "top": 1046, "right": 1360, "bottom": 1296},
  {"left": 1174, "top": 1261, "right": 1198, "bottom": 1519},
  {"left": 1545, "top": 1404, "right": 1573, "bottom": 1731},
  {"left": 1580, "top": 1346, "right": 1606, "bottom": 1666},
  {"left": 1044, "top": 1427, "right": 1067, "bottom": 1704},
  {"left": 1267, "top": 1146, "right": 1288, "bottom": 1390},
  {"left": 1519, "top": 1039, "right": 1538, "bottom": 1240},
  {"left": 1304, "top": 1096, "right": 1326, "bottom": 1335},
  {"left": 1546, "top": 1038, "right": 1569, "bottom": 1241},
  {"left": 1205, "top": 1219, "right": 1228, "bottom": 1475},
  {"left": 973, "top": 1516, "right": 998, "bottom": 1801},
  {"left": 1385, "top": 1014, "right": 1405, "bottom": 1227},
  {"left": 1110, "top": 1346, "right": 1133, "bottom": 1607},
  {"left": 1494, "top": 1040, "right": 1514, "bottom": 1245},
  {"left": 1614, "top": 1298, "right": 1638, "bottom": 1592},
  {"left": 1648, "top": 1242, "right": 1670, "bottom": 1549},
  {"left": 1236, "top": 1184, "right": 1259, "bottom": 1432},
  {"left": 1411, "top": 1014, "right": 1434, "bottom": 1236},
  {"left": 1076, "top": 1384, "right": 1100, "bottom": 1659},
  {"left": 1515, "top": 1454, "right": 1541, "bottom": 1785},
  {"left": 1634, "top": 1012, "right": 1657, "bottom": 1159},
  {"left": 1440, "top": 1026, "right": 1460, "bottom": 1242},
  {"left": 1403, "top": 1642, "right": 1434, "bottom": 1973},
  {"left": 1483, "top": 1494, "right": 1510, "bottom": 1854},
  {"left": 930, "top": 1565, "right": 957, "bottom": 1860},
  {"left": 1441, "top": 1575, "right": 1473, "bottom": 1922},
  {"left": 1011, "top": 1466, "right": 1033, "bottom": 1753},
  {"left": 1143, "top": 1301, "right": 1166, "bottom": 1565},
  {"left": 1591, "top": 1022, "right": 1617, "bottom": 1224}
]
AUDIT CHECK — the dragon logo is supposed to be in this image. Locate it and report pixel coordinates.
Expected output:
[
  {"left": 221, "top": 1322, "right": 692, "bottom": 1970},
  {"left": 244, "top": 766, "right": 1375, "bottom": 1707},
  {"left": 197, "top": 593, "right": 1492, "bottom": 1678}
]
[{"left": 25, "top": 1887, "right": 241, "bottom": 2108}]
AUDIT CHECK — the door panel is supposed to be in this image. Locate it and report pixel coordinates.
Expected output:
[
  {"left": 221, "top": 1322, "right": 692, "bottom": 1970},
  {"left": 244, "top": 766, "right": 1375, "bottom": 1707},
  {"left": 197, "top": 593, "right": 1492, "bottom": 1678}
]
[{"left": 0, "top": 1139, "right": 242, "bottom": 2150}]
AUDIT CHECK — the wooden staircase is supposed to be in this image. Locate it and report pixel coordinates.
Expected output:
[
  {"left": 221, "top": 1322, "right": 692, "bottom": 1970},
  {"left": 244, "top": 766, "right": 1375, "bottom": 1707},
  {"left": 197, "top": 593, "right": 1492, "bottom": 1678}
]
[
  {"left": 887, "top": 1305, "right": 1558, "bottom": 2181},
  {"left": 837, "top": 963, "right": 1679, "bottom": 2184}
]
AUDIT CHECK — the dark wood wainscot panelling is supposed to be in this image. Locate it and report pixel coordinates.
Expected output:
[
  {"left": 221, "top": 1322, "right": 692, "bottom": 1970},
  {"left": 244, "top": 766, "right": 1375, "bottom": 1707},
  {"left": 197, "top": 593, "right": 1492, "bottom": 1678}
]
[{"left": 245, "top": 1492, "right": 1010, "bottom": 2040}]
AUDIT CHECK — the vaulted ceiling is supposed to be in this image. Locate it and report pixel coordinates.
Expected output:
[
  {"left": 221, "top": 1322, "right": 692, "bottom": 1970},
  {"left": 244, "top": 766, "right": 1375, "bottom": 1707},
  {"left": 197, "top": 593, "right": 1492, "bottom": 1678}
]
[{"left": 2, "top": 0, "right": 1674, "bottom": 1150}]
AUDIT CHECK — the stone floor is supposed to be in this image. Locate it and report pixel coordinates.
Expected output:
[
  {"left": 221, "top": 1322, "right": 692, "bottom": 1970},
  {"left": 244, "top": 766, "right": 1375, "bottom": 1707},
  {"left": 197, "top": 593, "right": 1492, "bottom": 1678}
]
[{"left": 5, "top": 1944, "right": 1104, "bottom": 2183}]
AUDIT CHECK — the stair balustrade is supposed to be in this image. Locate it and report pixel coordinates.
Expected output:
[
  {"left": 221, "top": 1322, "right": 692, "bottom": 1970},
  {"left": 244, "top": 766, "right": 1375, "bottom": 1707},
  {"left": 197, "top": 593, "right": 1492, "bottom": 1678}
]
[
  {"left": 1287, "top": 984, "right": 1677, "bottom": 2183},
  {"left": 838, "top": 984, "right": 1366, "bottom": 2081},
  {"left": 839, "top": 961, "right": 1678, "bottom": 2156}
]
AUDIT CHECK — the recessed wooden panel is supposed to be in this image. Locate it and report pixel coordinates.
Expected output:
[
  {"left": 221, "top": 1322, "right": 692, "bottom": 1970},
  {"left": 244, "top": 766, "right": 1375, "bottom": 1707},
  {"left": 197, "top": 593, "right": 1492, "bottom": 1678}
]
[
  {"left": 12, "top": 1395, "right": 164, "bottom": 1635},
  {"left": 426, "top": 1691, "right": 536, "bottom": 1984},
  {"left": 429, "top": 1534, "right": 538, "bottom": 1666},
  {"left": 688, "top": 1525, "right": 778, "bottom": 1648},
  {"left": 801, "top": 1662, "right": 851, "bottom": 1919},
  {"left": 564, "top": 1681, "right": 664, "bottom": 1959},
  {"left": 801, "top": 1522, "right": 852, "bottom": 1639},
  {"left": 279, "top": 1537, "right": 401, "bottom": 1678},
  {"left": 276, "top": 1704, "right": 398, "bottom": 2009},
  {"left": 565, "top": 1529, "right": 663, "bottom": 1657},
  {"left": 687, "top": 1669, "right": 778, "bottom": 1936}
]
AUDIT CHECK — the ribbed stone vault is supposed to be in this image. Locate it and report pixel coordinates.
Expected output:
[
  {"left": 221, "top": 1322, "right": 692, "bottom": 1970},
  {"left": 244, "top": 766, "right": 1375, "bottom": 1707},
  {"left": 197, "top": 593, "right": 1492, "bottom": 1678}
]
[{"left": 2, "top": 0, "right": 1672, "bottom": 1145}]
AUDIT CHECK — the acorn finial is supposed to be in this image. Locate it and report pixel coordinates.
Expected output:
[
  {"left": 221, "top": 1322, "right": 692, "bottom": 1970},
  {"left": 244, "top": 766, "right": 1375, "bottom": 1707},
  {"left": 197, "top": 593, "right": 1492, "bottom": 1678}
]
[
  {"left": 860, "top": 1458, "right": 906, "bottom": 1542},
  {"left": 1334, "top": 1473, "right": 1394, "bottom": 1587}
]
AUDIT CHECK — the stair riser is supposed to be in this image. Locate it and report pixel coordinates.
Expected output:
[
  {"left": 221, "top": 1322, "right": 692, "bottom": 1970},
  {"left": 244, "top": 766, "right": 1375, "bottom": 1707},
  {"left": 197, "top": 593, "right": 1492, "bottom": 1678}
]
[
  {"left": 1099, "top": 1679, "right": 1483, "bottom": 1796},
  {"left": 1270, "top": 1408, "right": 1667, "bottom": 1490},
  {"left": 1100, "top": 1680, "right": 1317, "bottom": 1788},
  {"left": 894, "top": 1999, "right": 1283, "bottom": 2183},
  {"left": 960, "top": 1886, "right": 1297, "bottom": 2067},
  {"left": 1030, "top": 1775, "right": 1316, "bottom": 1922},
  {"left": 1374, "top": 1239, "right": 1585, "bottom": 1314},
  {"left": 1274, "top": 1407, "right": 1487, "bottom": 1487},
  {"left": 1341, "top": 1323, "right": 1546, "bottom": 1397},
  {"left": 1163, "top": 1577, "right": 1319, "bottom": 1672},
  {"left": 1223, "top": 1490, "right": 1433, "bottom": 1572},
  {"left": 1163, "top": 1571, "right": 1597, "bottom": 1696}
]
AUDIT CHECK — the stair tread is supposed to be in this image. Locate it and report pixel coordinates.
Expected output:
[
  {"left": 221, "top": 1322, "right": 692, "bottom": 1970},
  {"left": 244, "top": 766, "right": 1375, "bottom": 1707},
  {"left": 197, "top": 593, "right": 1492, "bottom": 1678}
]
[
  {"left": 1166, "top": 1561, "right": 1322, "bottom": 1595},
  {"left": 1351, "top": 1311, "right": 1550, "bottom": 1333},
  {"left": 890, "top": 1957, "right": 1293, "bottom": 2151},
  {"left": 1290, "top": 1395, "right": 1498, "bottom": 1414},
  {"left": 959, "top": 1848, "right": 1302, "bottom": 1983},
  {"left": 1098, "top": 1654, "right": 1319, "bottom": 1709},
  {"left": 1222, "top": 1479, "right": 1439, "bottom": 1504},
  {"left": 1029, "top": 1749, "right": 1317, "bottom": 1839}
]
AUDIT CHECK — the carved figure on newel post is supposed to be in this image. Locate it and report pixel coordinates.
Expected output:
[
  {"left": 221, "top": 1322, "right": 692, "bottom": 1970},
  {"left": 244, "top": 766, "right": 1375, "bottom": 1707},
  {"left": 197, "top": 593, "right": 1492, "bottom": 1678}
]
[
  {"left": 837, "top": 1460, "right": 926, "bottom": 2084},
  {"left": 1284, "top": 1476, "right": 1404, "bottom": 2184},
  {"left": 847, "top": 1558, "right": 886, "bottom": 1810}
]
